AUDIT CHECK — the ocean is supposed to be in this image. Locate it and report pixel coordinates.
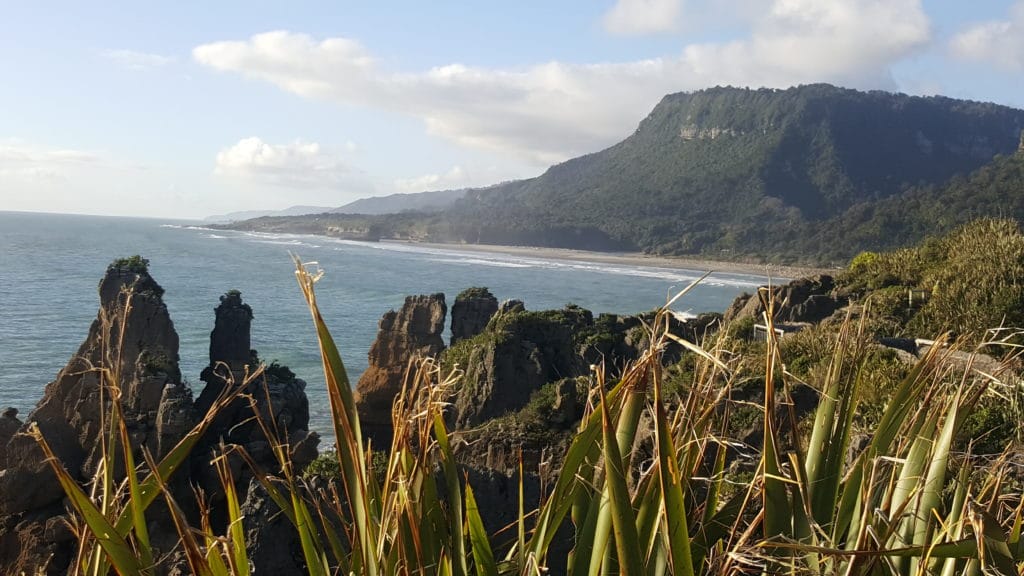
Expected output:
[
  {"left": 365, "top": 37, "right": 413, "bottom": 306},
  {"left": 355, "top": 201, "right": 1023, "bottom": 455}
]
[{"left": 0, "top": 211, "right": 769, "bottom": 438}]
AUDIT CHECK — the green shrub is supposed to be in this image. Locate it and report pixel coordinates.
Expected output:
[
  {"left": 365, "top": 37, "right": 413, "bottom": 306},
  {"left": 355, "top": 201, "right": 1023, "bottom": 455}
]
[
  {"left": 109, "top": 255, "right": 150, "bottom": 273},
  {"left": 303, "top": 452, "right": 341, "bottom": 480},
  {"left": 456, "top": 287, "right": 494, "bottom": 300}
]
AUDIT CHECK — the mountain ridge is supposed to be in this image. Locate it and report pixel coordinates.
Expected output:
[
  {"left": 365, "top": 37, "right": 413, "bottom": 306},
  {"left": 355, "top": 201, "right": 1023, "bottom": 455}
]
[{"left": 221, "top": 84, "right": 1024, "bottom": 264}]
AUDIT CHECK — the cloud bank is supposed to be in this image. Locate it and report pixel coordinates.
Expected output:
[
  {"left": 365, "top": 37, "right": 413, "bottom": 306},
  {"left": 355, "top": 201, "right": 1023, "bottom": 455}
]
[
  {"left": 190, "top": 1, "right": 927, "bottom": 166},
  {"left": 215, "top": 137, "right": 366, "bottom": 190},
  {"left": 603, "top": 0, "right": 683, "bottom": 35},
  {"left": 950, "top": 1, "right": 1024, "bottom": 70}
]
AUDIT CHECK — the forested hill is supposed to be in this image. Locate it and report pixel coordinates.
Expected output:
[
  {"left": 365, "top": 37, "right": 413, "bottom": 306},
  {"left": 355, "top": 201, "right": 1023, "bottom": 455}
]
[
  {"left": 224, "top": 85, "right": 1024, "bottom": 265},
  {"left": 444, "top": 84, "right": 1024, "bottom": 260},
  {"left": 799, "top": 146, "right": 1024, "bottom": 263}
]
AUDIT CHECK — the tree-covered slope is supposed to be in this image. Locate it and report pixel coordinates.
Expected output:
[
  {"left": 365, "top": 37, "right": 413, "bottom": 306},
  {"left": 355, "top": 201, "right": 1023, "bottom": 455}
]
[
  {"left": 795, "top": 147, "right": 1024, "bottom": 263},
  {"left": 224, "top": 84, "right": 1024, "bottom": 265},
  {"left": 445, "top": 84, "right": 1024, "bottom": 260}
]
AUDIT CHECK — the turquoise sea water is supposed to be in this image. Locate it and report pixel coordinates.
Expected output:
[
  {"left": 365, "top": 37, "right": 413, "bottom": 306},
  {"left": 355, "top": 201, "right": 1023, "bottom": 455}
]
[{"left": 0, "top": 211, "right": 770, "bottom": 437}]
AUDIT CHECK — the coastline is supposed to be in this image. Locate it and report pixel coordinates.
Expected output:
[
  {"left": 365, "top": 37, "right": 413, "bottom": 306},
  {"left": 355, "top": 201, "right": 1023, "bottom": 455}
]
[{"left": 380, "top": 239, "right": 836, "bottom": 280}]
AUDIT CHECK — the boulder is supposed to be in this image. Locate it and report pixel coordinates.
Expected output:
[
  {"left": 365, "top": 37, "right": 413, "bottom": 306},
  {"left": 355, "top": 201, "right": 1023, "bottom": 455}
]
[
  {"left": 0, "top": 408, "right": 21, "bottom": 469},
  {"left": 240, "top": 479, "right": 309, "bottom": 576}
]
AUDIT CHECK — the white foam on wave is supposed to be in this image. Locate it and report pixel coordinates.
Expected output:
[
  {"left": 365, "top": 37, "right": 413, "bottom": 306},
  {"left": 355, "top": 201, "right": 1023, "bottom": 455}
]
[
  {"left": 430, "top": 257, "right": 533, "bottom": 269},
  {"left": 426, "top": 252, "right": 766, "bottom": 288},
  {"left": 253, "top": 239, "right": 306, "bottom": 246},
  {"left": 248, "top": 234, "right": 772, "bottom": 287},
  {"left": 205, "top": 233, "right": 227, "bottom": 239}
]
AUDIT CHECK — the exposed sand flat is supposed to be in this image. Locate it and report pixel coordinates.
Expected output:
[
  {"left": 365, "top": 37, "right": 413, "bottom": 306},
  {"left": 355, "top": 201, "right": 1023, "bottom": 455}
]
[{"left": 382, "top": 240, "right": 836, "bottom": 280}]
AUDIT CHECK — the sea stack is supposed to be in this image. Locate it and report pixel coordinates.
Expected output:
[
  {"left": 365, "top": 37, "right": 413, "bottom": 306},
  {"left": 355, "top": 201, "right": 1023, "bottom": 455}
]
[
  {"left": 355, "top": 294, "right": 447, "bottom": 445},
  {"left": 450, "top": 287, "right": 499, "bottom": 345},
  {"left": 0, "top": 257, "right": 190, "bottom": 574}
]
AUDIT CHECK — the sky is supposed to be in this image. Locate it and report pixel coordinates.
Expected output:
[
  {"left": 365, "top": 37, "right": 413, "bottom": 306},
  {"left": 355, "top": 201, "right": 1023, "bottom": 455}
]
[{"left": 2, "top": 0, "right": 1024, "bottom": 219}]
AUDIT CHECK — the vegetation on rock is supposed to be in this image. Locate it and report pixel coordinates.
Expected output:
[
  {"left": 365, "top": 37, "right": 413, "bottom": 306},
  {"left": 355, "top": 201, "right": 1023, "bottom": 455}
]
[
  {"left": 109, "top": 254, "right": 150, "bottom": 273},
  {"left": 838, "top": 217, "right": 1024, "bottom": 342}
]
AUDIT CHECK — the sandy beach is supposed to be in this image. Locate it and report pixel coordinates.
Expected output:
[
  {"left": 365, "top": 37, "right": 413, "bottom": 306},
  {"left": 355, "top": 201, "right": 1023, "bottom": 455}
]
[{"left": 382, "top": 240, "right": 836, "bottom": 280}]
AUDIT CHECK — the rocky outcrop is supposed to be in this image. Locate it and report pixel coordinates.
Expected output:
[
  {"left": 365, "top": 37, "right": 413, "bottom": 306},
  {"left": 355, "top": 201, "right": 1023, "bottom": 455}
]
[
  {"left": 0, "top": 408, "right": 22, "bottom": 469},
  {"left": 451, "top": 306, "right": 586, "bottom": 429},
  {"left": 724, "top": 274, "right": 844, "bottom": 325},
  {"left": 0, "top": 261, "right": 188, "bottom": 574},
  {"left": 450, "top": 287, "right": 499, "bottom": 345},
  {"left": 0, "top": 263, "right": 183, "bottom": 519},
  {"left": 355, "top": 294, "right": 447, "bottom": 445},
  {"left": 0, "top": 261, "right": 318, "bottom": 575},
  {"left": 194, "top": 289, "right": 252, "bottom": 414},
  {"left": 192, "top": 291, "right": 318, "bottom": 499}
]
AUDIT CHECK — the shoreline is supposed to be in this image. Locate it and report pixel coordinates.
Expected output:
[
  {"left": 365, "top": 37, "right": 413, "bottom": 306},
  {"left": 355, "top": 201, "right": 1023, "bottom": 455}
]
[{"left": 379, "top": 239, "right": 836, "bottom": 280}]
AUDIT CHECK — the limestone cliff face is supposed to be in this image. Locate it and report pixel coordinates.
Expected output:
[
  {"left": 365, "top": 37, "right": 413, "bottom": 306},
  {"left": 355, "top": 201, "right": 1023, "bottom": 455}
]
[
  {"left": 450, "top": 288, "right": 498, "bottom": 345},
  {"left": 355, "top": 294, "right": 447, "bottom": 445}
]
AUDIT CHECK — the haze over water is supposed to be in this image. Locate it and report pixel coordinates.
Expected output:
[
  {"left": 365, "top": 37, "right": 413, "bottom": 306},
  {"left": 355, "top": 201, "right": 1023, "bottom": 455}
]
[{"left": 0, "top": 211, "right": 769, "bottom": 437}]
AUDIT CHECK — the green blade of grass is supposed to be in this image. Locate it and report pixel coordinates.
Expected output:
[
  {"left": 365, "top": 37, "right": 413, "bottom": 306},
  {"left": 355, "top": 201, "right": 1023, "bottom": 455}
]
[
  {"left": 465, "top": 482, "right": 498, "bottom": 576},
  {"left": 294, "top": 256, "right": 378, "bottom": 576},
  {"left": 214, "top": 454, "right": 251, "bottom": 576},
  {"left": 29, "top": 423, "right": 147, "bottom": 575},
  {"left": 530, "top": 378, "right": 626, "bottom": 560},
  {"left": 654, "top": 384, "right": 695, "bottom": 576},
  {"left": 434, "top": 412, "right": 468, "bottom": 576},
  {"left": 598, "top": 383, "right": 644, "bottom": 575},
  {"left": 112, "top": 388, "right": 155, "bottom": 571}
]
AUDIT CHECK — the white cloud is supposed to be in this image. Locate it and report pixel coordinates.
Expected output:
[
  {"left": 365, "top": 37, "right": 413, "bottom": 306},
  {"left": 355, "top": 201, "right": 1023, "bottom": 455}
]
[
  {"left": 680, "top": 0, "right": 929, "bottom": 88},
  {"left": 215, "top": 137, "right": 366, "bottom": 190},
  {"left": 394, "top": 166, "right": 468, "bottom": 192},
  {"left": 603, "top": 0, "right": 683, "bottom": 35},
  {"left": 194, "top": 5, "right": 929, "bottom": 166},
  {"left": 102, "top": 49, "right": 176, "bottom": 71},
  {"left": 0, "top": 141, "right": 103, "bottom": 182},
  {"left": 950, "top": 1, "right": 1024, "bottom": 70},
  {"left": 0, "top": 141, "right": 176, "bottom": 217}
]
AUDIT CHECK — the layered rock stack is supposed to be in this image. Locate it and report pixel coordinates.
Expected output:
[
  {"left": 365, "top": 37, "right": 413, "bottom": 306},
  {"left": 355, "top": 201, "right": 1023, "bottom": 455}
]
[
  {"left": 0, "top": 259, "right": 317, "bottom": 575},
  {"left": 191, "top": 290, "right": 318, "bottom": 502},
  {"left": 354, "top": 294, "right": 447, "bottom": 446},
  {"left": 450, "top": 287, "right": 499, "bottom": 345},
  {"left": 724, "top": 274, "right": 844, "bottom": 325},
  {"left": 0, "top": 260, "right": 190, "bottom": 573}
]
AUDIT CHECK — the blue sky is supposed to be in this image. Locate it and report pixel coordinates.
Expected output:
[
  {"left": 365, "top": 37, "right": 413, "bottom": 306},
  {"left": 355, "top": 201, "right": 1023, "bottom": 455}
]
[{"left": 2, "top": 0, "right": 1023, "bottom": 219}]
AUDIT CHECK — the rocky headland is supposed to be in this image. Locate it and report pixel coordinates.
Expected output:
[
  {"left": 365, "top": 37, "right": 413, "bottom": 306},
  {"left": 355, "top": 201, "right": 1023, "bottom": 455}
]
[{"left": 0, "top": 258, "right": 317, "bottom": 575}]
